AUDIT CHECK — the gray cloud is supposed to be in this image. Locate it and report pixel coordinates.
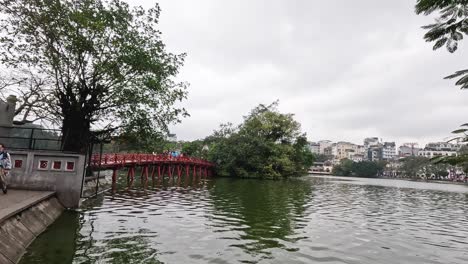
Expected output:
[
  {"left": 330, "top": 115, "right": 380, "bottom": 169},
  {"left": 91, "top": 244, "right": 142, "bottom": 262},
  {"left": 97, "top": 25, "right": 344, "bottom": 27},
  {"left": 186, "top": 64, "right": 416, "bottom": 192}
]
[{"left": 128, "top": 0, "right": 468, "bottom": 146}]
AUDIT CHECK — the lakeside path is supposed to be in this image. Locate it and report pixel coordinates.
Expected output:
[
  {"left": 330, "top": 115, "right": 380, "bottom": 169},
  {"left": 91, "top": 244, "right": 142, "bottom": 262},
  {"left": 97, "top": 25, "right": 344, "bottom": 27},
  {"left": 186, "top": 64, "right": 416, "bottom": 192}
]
[{"left": 0, "top": 190, "right": 55, "bottom": 223}]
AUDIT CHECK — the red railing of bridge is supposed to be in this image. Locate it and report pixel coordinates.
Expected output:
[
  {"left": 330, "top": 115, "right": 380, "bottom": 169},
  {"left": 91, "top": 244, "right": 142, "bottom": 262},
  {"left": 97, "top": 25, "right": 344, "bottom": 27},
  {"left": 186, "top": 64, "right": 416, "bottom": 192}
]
[{"left": 90, "top": 153, "right": 215, "bottom": 169}]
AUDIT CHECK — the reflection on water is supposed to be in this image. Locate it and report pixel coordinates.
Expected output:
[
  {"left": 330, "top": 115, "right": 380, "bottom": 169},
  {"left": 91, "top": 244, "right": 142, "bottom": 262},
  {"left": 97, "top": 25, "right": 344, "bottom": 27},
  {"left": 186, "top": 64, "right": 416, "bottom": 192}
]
[
  {"left": 21, "top": 176, "right": 468, "bottom": 264},
  {"left": 208, "top": 178, "right": 313, "bottom": 261},
  {"left": 19, "top": 211, "right": 79, "bottom": 264}
]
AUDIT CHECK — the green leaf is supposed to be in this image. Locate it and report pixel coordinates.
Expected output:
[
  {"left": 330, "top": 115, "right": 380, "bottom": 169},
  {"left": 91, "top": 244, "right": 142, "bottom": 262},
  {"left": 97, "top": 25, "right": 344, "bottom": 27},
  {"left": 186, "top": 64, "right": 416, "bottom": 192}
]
[
  {"left": 445, "top": 69, "right": 468, "bottom": 79},
  {"left": 447, "top": 39, "right": 458, "bottom": 52},
  {"left": 451, "top": 128, "right": 468, "bottom": 134},
  {"left": 433, "top": 37, "right": 448, "bottom": 50}
]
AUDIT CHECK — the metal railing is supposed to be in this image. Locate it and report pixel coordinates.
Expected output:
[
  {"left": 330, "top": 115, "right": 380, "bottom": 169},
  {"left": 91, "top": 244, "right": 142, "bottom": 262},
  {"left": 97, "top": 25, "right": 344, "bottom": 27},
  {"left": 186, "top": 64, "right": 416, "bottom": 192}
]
[{"left": 0, "top": 125, "right": 62, "bottom": 151}]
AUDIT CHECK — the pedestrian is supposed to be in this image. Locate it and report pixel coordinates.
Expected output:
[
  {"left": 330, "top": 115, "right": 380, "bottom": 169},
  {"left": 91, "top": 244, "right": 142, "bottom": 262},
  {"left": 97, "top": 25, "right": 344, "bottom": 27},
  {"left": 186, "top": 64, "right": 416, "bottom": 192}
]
[{"left": 0, "top": 143, "right": 12, "bottom": 194}]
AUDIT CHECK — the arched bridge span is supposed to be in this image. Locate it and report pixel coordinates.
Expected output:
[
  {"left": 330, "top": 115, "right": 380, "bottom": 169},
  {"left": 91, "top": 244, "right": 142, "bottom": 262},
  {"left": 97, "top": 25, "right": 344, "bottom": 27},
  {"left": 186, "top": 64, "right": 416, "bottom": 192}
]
[{"left": 90, "top": 153, "right": 215, "bottom": 185}]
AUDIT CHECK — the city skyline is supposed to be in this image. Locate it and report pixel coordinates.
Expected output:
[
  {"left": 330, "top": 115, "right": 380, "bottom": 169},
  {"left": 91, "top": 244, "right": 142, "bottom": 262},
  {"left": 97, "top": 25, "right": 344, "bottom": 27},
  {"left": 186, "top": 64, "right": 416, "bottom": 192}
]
[{"left": 307, "top": 137, "right": 458, "bottom": 148}]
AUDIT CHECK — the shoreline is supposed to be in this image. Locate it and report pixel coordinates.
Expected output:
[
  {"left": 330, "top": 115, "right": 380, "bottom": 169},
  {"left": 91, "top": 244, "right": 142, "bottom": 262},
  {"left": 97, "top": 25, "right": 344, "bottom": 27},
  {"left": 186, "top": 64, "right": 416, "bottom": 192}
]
[{"left": 309, "top": 173, "right": 468, "bottom": 186}]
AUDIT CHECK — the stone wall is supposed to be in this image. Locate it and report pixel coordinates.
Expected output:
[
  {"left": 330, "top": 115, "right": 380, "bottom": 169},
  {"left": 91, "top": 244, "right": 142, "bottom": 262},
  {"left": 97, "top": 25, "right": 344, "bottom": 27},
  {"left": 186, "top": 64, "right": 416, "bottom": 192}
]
[
  {"left": 82, "top": 170, "right": 113, "bottom": 198},
  {"left": 7, "top": 151, "right": 86, "bottom": 209},
  {"left": 0, "top": 196, "right": 64, "bottom": 264}
]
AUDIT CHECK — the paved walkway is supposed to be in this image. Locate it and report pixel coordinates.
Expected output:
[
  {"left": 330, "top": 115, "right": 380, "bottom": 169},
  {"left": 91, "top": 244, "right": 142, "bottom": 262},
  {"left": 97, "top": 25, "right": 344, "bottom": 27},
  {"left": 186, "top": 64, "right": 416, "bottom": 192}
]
[{"left": 0, "top": 190, "right": 55, "bottom": 223}]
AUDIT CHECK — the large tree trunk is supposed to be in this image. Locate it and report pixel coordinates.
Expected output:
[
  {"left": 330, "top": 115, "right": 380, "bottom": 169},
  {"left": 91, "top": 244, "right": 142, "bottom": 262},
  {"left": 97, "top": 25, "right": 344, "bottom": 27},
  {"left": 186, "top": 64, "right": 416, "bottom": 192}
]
[{"left": 61, "top": 110, "right": 90, "bottom": 154}]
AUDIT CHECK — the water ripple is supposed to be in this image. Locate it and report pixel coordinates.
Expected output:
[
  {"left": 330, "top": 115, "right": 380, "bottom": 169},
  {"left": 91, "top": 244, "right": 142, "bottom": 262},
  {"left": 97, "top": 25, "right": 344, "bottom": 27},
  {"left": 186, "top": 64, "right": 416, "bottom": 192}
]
[{"left": 19, "top": 176, "right": 468, "bottom": 264}]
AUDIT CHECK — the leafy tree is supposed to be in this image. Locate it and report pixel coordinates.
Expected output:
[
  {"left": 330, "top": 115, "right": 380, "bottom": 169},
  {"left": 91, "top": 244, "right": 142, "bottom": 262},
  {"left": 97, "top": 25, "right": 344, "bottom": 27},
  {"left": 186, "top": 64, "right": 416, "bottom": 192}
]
[
  {"left": 292, "top": 136, "right": 315, "bottom": 173},
  {"left": 400, "top": 156, "right": 431, "bottom": 178},
  {"left": 206, "top": 102, "right": 314, "bottom": 179},
  {"left": 332, "top": 159, "right": 354, "bottom": 176},
  {"left": 0, "top": 0, "right": 188, "bottom": 153},
  {"left": 181, "top": 140, "right": 208, "bottom": 159},
  {"left": 111, "top": 131, "right": 167, "bottom": 153},
  {"left": 332, "top": 159, "right": 385, "bottom": 178},
  {"left": 352, "top": 161, "right": 386, "bottom": 178}
]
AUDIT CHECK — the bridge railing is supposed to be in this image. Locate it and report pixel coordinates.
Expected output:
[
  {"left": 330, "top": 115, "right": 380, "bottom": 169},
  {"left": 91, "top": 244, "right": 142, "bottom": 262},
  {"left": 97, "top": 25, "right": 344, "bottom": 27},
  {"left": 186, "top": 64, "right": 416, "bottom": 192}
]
[{"left": 90, "top": 153, "right": 215, "bottom": 168}]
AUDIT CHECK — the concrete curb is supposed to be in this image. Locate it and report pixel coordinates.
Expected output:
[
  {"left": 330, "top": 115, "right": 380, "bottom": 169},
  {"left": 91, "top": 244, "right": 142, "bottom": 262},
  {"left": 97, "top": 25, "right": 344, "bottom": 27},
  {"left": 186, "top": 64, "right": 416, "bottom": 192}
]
[{"left": 0, "top": 191, "right": 55, "bottom": 225}]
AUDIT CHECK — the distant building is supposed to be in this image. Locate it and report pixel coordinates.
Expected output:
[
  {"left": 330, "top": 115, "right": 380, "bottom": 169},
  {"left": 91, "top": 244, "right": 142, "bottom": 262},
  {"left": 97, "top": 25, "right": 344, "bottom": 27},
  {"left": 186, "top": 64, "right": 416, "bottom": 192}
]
[
  {"left": 424, "top": 142, "right": 462, "bottom": 152},
  {"left": 356, "top": 145, "right": 367, "bottom": 160},
  {"left": 350, "top": 153, "right": 365, "bottom": 162},
  {"left": 364, "top": 137, "right": 382, "bottom": 161},
  {"left": 367, "top": 145, "right": 383, "bottom": 161},
  {"left": 382, "top": 142, "right": 396, "bottom": 160},
  {"left": 324, "top": 146, "right": 333, "bottom": 156},
  {"left": 308, "top": 142, "right": 320, "bottom": 154},
  {"left": 398, "top": 145, "right": 420, "bottom": 157},
  {"left": 416, "top": 142, "right": 461, "bottom": 158},
  {"left": 364, "top": 137, "right": 380, "bottom": 148},
  {"left": 318, "top": 140, "right": 333, "bottom": 154},
  {"left": 168, "top": 133, "right": 177, "bottom": 142},
  {"left": 418, "top": 150, "right": 457, "bottom": 159},
  {"left": 331, "top": 141, "right": 358, "bottom": 160}
]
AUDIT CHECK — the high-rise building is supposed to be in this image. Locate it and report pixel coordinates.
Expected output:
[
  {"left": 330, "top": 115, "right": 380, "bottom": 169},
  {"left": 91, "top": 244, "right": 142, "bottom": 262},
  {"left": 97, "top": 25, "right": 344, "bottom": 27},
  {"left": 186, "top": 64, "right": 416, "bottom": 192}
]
[
  {"left": 398, "top": 143, "right": 420, "bottom": 157},
  {"left": 367, "top": 146, "right": 383, "bottom": 161},
  {"left": 382, "top": 142, "right": 396, "bottom": 160},
  {"left": 318, "top": 140, "right": 333, "bottom": 154},
  {"left": 308, "top": 142, "right": 320, "bottom": 154},
  {"left": 331, "top": 141, "right": 358, "bottom": 160},
  {"left": 364, "top": 137, "right": 380, "bottom": 148}
]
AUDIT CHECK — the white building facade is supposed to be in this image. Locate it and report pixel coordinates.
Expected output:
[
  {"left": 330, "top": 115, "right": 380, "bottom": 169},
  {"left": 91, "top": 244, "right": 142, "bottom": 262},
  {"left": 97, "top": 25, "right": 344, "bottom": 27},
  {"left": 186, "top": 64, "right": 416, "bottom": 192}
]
[
  {"left": 308, "top": 142, "right": 320, "bottom": 154},
  {"left": 418, "top": 150, "right": 457, "bottom": 159},
  {"left": 382, "top": 142, "right": 396, "bottom": 160},
  {"left": 318, "top": 140, "right": 333, "bottom": 154},
  {"left": 417, "top": 142, "right": 462, "bottom": 158},
  {"left": 424, "top": 142, "right": 462, "bottom": 152}
]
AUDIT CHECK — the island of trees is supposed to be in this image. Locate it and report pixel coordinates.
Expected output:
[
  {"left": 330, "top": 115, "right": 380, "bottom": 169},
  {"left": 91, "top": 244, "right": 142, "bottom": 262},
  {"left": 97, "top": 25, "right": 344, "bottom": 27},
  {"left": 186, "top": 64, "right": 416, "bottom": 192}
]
[{"left": 182, "top": 102, "right": 315, "bottom": 179}]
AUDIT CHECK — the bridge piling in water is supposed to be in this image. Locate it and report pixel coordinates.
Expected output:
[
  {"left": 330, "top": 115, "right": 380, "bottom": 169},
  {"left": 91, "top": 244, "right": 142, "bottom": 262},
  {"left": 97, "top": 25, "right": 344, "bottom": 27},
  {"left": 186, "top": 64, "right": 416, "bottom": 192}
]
[
  {"left": 141, "top": 165, "right": 149, "bottom": 183},
  {"left": 112, "top": 169, "right": 117, "bottom": 185},
  {"left": 151, "top": 166, "right": 156, "bottom": 182}
]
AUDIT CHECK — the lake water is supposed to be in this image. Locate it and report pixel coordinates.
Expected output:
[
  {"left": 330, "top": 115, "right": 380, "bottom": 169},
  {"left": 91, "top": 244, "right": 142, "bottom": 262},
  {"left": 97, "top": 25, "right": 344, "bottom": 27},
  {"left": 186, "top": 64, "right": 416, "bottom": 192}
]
[{"left": 20, "top": 176, "right": 468, "bottom": 264}]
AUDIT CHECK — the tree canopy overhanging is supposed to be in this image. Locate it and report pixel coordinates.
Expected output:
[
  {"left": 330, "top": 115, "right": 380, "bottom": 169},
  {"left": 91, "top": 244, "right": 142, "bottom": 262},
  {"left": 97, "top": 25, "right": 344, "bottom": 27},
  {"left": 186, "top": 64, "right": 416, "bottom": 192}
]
[
  {"left": 416, "top": 0, "right": 468, "bottom": 88},
  {"left": 415, "top": 0, "right": 468, "bottom": 165},
  {"left": 0, "top": 0, "right": 188, "bottom": 153}
]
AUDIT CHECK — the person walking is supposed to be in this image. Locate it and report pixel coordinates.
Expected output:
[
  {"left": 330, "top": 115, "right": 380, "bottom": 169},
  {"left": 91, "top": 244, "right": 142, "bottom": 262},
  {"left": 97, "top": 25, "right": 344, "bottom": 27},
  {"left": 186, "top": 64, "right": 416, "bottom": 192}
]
[{"left": 0, "top": 143, "right": 12, "bottom": 194}]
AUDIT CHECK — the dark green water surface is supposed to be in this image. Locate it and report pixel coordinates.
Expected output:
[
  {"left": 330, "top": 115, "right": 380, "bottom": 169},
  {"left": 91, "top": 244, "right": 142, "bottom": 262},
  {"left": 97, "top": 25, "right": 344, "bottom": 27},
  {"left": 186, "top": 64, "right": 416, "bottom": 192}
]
[{"left": 20, "top": 176, "right": 468, "bottom": 264}]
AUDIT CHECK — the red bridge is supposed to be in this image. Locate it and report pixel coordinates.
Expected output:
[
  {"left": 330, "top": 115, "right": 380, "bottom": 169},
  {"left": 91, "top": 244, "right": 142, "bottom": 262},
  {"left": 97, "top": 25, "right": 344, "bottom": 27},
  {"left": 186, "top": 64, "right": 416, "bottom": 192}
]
[{"left": 90, "top": 153, "right": 215, "bottom": 185}]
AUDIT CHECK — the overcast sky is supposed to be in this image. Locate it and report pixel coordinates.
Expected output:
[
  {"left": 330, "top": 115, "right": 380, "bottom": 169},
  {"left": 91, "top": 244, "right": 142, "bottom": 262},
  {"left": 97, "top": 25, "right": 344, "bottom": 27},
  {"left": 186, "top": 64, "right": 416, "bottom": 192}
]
[{"left": 128, "top": 0, "right": 468, "bottom": 146}]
